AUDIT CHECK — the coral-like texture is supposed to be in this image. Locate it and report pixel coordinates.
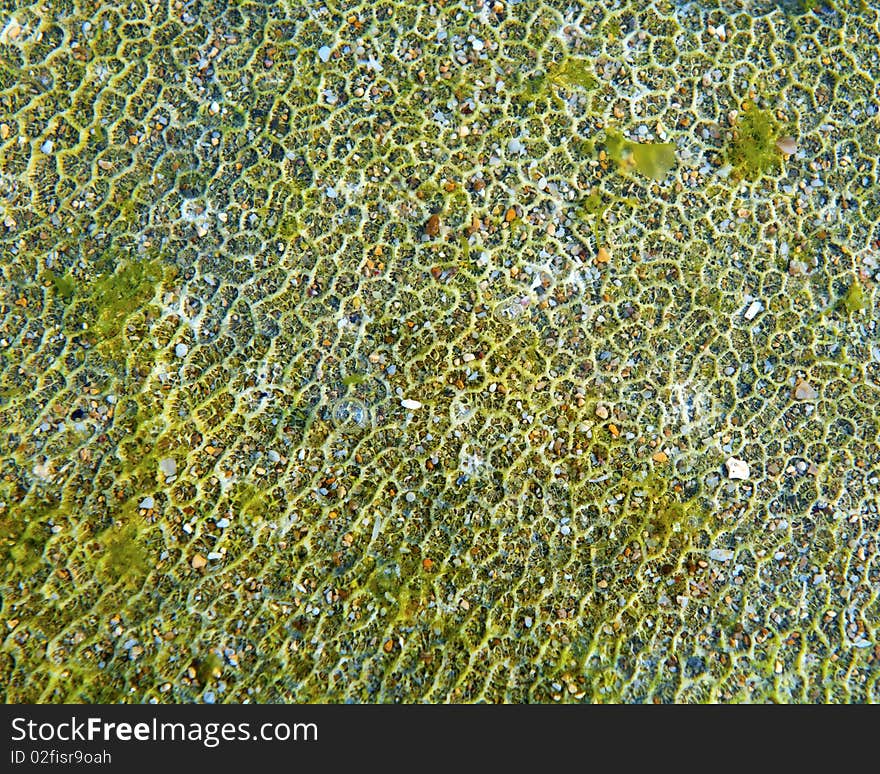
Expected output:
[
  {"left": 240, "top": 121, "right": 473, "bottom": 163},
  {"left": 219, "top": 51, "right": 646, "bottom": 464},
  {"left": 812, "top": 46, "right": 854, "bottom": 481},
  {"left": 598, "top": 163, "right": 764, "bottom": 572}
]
[{"left": 0, "top": 0, "right": 878, "bottom": 703}]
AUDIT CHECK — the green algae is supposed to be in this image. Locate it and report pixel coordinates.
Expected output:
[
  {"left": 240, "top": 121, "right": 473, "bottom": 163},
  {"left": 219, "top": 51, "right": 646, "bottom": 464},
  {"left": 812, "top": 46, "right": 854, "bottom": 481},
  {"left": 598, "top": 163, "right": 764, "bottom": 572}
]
[
  {"left": 575, "top": 189, "right": 638, "bottom": 243},
  {"left": 515, "top": 56, "right": 598, "bottom": 107},
  {"left": 837, "top": 276, "right": 868, "bottom": 315},
  {"left": 98, "top": 520, "right": 150, "bottom": 588},
  {"left": 727, "top": 101, "right": 788, "bottom": 180},
  {"left": 45, "top": 270, "right": 76, "bottom": 301},
  {"left": 617, "top": 470, "right": 706, "bottom": 555},
  {"left": 195, "top": 652, "right": 223, "bottom": 685},
  {"left": 2, "top": 0, "right": 879, "bottom": 707},
  {"left": 605, "top": 130, "right": 676, "bottom": 181},
  {"left": 548, "top": 58, "right": 599, "bottom": 91},
  {"left": 3, "top": 509, "right": 51, "bottom": 577},
  {"left": 62, "top": 255, "right": 171, "bottom": 343}
]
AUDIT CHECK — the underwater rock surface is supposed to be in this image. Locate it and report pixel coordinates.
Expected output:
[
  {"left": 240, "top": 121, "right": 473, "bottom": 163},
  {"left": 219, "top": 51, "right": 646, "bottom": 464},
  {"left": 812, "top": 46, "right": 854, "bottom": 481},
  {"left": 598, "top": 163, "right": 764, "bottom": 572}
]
[{"left": 0, "top": 0, "right": 878, "bottom": 702}]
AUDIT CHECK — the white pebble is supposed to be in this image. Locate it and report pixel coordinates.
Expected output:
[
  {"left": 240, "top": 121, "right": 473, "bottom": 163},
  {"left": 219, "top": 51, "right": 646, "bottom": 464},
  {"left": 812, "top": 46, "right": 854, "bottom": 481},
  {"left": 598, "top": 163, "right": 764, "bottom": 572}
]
[
  {"left": 708, "top": 548, "right": 734, "bottom": 562},
  {"left": 401, "top": 398, "right": 422, "bottom": 410},
  {"left": 175, "top": 343, "right": 189, "bottom": 358},
  {"left": 743, "top": 300, "right": 763, "bottom": 321},
  {"left": 159, "top": 457, "right": 177, "bottom": 477},
  {"left": 725, "top": 457, "right": 750, "bottom": 480},
  {"left": 139, "top": 496, "right": 155, "bottom": 510},
  {"left": 318, "top": 45, "right": 331, "bottom": 62},
  {"left": 41, "top": 139, "right": 54, "bottom": 154}
]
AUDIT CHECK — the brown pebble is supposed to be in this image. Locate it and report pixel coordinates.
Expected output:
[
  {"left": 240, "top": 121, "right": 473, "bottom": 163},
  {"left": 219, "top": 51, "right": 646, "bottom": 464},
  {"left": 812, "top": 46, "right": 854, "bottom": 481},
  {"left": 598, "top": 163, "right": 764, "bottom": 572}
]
[
  {"left": 191, "top": 553, "right": 207, "bottom": 569},
  {"left": 775, "top": 136, "right": 798, "bottom": 155},
  {"left": 652, "top": 451, "right": 669, "bottom": 463},
  {"left": 0, "top": 123, "right": 9, "bottom": 140},
  {"left": 596, "top": 246, "right": 610, "bottom": 264},
  {"left": 505, "top": 207, "right": 517, "bottom": 223},
  {"left": 425, "top": 213, "right": 440, "bottom": 236},
  {"left": 595, "top": 404, "right": 610, "bottom": 420},
  {"left": 383, "top": 639, "right": 394, "bottom": 653}
]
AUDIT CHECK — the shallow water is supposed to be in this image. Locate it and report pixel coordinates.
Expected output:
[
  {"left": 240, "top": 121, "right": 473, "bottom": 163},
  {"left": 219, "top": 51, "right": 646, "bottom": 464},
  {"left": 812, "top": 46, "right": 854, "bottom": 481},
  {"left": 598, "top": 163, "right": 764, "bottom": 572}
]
[{"left": 0, "top": 0, "right": 878, "bottom": 702}]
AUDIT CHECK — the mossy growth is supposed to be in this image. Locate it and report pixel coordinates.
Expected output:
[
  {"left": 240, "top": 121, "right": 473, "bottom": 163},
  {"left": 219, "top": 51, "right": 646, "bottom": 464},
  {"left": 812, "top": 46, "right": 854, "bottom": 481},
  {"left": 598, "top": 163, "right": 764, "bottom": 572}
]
[
  {"left": 45, "top": 270, "right": 76, "bottom": 302},
  {"left": 836, "top": 276, "right": 868, "bottom": 315},
  {"left": 616, "top": 470, "right": 706, "bottom": 556},
  {"left": 97, "top": 520, "right": 150, "bottom": 588},
  {"left": 605, "top": 130, "right": 676, "bottom": 181},
  {"left": 277, "top": 212, "right": 301, "bottom": 241},
  {"left": 195, "top": 651, "right": 223, "bottom": 685},
  {"left": 227, "top": 481, "right": 275, "bottom": 523},
  {"left": 727, "top": 101, "right": 788, "bottom": 180},
  {"left": 64, "top": 254, "right": 173, "bottom": 351},
  {"left": 575, "top": 188, "right": 638, "bottom": 243},
  {"left": 3, "top": 508, "right": 52, "bottom": 577},
  {"left": 515, "top": 57, "right": 598, "bottom": 107},
  {"left": 547, "top": 57, "right": 599, "bottom": 91}
]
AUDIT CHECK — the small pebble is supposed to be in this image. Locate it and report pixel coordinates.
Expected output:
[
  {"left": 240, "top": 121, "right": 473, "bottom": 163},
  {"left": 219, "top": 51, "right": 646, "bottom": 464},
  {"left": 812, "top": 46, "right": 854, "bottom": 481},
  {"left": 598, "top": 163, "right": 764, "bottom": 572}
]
[
  {"left": 175, "top": 343, "right": 189, "bottom": 358},
  {"left": 139, "top": 496, "right": 155, "bottom": 510},
  {"left": 788, "top": 259, "right": 808, "bottom": 276},
  {"left": 793, "top": 380, "right": 818, "bottom": 401},
  {"left": 159, "top": 457, "right": 177, "bottom": 477},
  {"left": 401, "top": 398, "right": 422, "bottom": 410},
  {"left": 191, "top": 553, "right": 207, "bottom": 569},
  {"left": 743, "top": 300, "right": 762, "bottom": 321},
  {"left": 425, "top": 213, "right": 440, "bottom": 236},
  {"left": 41, "top": 139, "right": 54, "bottom": 154},
  {"left": 595, "top": 404, "right": 610, "bottom": 420},
  {"left": 725, "top": 456, "right": 750, "bottom": 480},
  {"left": 775, "top": 136, "right": 798, "bottom": 155},
  {"left": 708, "top": 549, "right": 734, "bottom": 562},
  {"left": 318, "top": 45, "right": 332, "bottom": 62}
]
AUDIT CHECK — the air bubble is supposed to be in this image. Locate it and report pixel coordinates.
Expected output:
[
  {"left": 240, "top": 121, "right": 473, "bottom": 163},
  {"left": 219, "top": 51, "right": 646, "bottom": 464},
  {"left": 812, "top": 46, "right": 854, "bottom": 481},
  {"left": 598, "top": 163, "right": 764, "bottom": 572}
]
[
  {"left": 493, "top": 296, "right": 525, "bottom": 323},
  {"left": 330, "top": 398, "right": 370, "bottom": 433}
]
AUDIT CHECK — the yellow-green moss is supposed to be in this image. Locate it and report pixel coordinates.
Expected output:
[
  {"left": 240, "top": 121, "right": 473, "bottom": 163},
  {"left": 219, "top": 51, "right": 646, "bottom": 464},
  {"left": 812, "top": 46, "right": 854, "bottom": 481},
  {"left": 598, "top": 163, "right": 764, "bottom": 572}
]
[
  {"left": 605, "top": 130, "right": 676, "bottom": 180},
  {"left": 837, "top": 276, "right": 868, "bottom": 315},
  {"left": 97, "top": 520, "right": 150, "bottom": 588},
  {"left": 727, "top": 101, "right": 787, "bottom": 180}
]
